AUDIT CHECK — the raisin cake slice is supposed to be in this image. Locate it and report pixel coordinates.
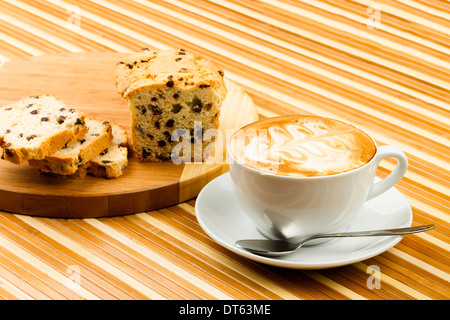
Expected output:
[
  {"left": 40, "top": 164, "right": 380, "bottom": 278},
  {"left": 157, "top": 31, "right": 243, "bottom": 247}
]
[
  {"left": 114, "top": 48, "right": 227, "bottom": 162},
  {"left": 29, "top": 117, "right": 113, "bottom": 175},
  {"left": 76, "top": 123, "right": 129, "bottom": 179},
  {"left": 0, "top": 95, "right": 87, "bottom": 164}
]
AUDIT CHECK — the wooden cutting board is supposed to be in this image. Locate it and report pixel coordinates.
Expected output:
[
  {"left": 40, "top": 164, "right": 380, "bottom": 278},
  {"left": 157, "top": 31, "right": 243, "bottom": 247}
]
[{"left": 0, "top": 53, "right": 259, "bottom": 218}]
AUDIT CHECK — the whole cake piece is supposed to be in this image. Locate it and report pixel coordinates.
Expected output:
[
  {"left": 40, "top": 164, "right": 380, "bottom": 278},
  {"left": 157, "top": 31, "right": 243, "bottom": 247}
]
[
  {"left": 114, "top": 48, "right": 227, "bottom": 162},
  {"left": 0, "top": 95, "right": 87, "bottom": 165},
  {"left": 28, "top": 117, "right": 113, "bottom": 175}
]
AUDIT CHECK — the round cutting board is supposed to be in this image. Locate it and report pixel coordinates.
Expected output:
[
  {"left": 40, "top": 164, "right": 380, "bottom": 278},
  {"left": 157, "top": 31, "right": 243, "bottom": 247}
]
[{"left": 0, "top": 53, "right": 259, "bottom": 218}]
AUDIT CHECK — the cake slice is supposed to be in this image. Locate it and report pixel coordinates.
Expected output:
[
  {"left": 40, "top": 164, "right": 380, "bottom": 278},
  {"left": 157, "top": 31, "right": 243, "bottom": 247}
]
[
  {"left": 0, "top": 95, "right": 87, "bottom": 164},
  {"left": 28, "top": 117, "right": 113, "bottom": 175},
  {"left": 114, "top": 48, "right": 227, "bottom": 162},
  {"left": 76, "top": 123, "right": 128, "bottom": 179}
]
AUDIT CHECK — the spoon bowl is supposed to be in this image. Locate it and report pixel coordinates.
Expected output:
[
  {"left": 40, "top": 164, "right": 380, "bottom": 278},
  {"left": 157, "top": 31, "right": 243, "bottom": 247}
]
[{"left": 235, "top": 224, "right": 434, "bottom": 257}]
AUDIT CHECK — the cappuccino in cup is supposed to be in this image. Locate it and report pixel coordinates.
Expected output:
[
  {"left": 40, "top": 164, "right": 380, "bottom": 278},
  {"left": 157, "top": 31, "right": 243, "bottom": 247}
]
[
  {"left": 229, "top": 115, "right": 377, "bottom": 177},
  {"left": 228, "top": 115, "right": 407, "bottom": 242}
]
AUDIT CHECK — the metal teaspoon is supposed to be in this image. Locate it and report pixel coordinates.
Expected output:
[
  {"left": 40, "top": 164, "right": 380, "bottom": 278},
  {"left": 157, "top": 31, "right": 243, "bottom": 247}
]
[{"left": 235, "top": 224, "right": 435, "bottom": 257}]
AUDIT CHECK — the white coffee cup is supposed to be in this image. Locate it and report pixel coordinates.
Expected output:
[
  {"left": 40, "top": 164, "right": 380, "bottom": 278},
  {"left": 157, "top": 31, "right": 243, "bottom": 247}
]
[{"left": 227, "top": 116, "right": 408, "bottom": 243}]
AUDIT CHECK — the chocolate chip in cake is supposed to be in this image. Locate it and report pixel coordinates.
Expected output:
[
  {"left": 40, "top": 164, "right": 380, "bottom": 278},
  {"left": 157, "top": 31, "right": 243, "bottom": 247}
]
[
  {"left": 151, "top": 105, "right": 162, "bottom": 115},
  {"left": 4, "top": 146, "right": 12, "bottom": 156},
  {"left": 18, "top": 133, "right": 23, "bottom": 138},
  {"left": 218, "top": 70, "right": 224, "bottom": 77},
  {"left": 41, "top": 117, "right": 49, "bottom": 122},
  {"left": 80, "top": 139, "right": 86, "bottom": 145},
  {"left": 166, "top": 80, "right": 174, "bottom": 87},
  {"left": 175, "top": 58, "right": 182, "bottom": 62},
  {"left": 151, "top": 97, "right": 158, "bottom": 101},
  {"left": 58, "top": 116, "right": 66, "bottom": 124},
  {"left": 141, "top": 47, "right": 149, "bottom": 51},
  {"left": 126, "top": 63, "right": 133, "bottom": 69},
  {"left": 147, "top": 134, "right": 154, "bottom": 139},
  {"left": 155, "top": 121, "right": 160, "bottom": 129},
  {"left": 117, "top": 61, "right": 125, "bottom": 65},
  {"left": 191, "top": 97, "right": 203, "bottom": 113},
  {"left": 102, "top": 121, "right": 110, "bottom": 126},
  {"left": 30, "top": 110, "right": 38, "bottom": 115},
  {"left": 26, "top": 103, "right": 34, "bottom": 108},
  {"left": 59, "top": 108, "right": 66, "bottom": 112},
  {"left": 199, "top": 84, "right": 211, "bottom": 88},
  {"left": 179, "top": 67, "right": 187, "bottom": 72},
  {"left": 102, "top": 160, "right": 112, "bottom": 164},
  {"left": 165, "top": 119, "right": 175, "bottom": 127},
  {"left": 138, "top": 106, "right": 147, "bottom": 115},
  {"left": 171, "top": 104, "right": 182, "bottom": 114},
  {"left": 156, "top": 154, "right": 170, "bottom": 161},
  {"left": 178, "top": 51, "right": 186, "bottom": 55},
  {"left": 174, "top": 128, "right": 187, "bottom": 137},
  {"left": 26, "top": 134, "right": 36, "bottom": 141},
  {"left": 173, "top": 93, "right": 179, "bottom": 99},
  {"left": 75, "top": 118, "right": 85, "bottom": 125},
  {"left": 205, "top": 103, "right": 212, "bottom": 111},
  {"left": 5, "top": 129, "right": 10, "bottom": 134},
  {"left": 142, "top": 148, "right": 152, "bottom": 159},
  {"left": 158, "top": 140, "right": 167, "bottom": 147},
  {"left": 136, "top": 125, "right": 144, "bottom": 134},
  {"left": 69, "top": 109, "right": 75, "bottom": 113}
]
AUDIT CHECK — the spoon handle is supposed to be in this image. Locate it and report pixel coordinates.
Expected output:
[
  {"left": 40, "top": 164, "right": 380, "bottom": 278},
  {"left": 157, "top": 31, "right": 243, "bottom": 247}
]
[{"left": 318, "top": 224, "right": 434, "bottom": 239}]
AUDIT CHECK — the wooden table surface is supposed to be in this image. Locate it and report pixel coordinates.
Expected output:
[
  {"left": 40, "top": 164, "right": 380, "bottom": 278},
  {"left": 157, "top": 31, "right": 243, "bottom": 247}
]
[{"left": 0, "top": 0, "right": 448, "bottom": 301}]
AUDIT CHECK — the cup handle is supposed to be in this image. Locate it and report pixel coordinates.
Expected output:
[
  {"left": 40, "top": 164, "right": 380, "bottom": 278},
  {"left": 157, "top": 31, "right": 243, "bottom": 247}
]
[{"left": 367, "top": 145, "right": 408, "bottom": 200}]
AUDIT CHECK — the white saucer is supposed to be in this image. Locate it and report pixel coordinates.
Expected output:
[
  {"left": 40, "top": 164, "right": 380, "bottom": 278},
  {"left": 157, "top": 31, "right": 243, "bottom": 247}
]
[{"left": 195, "top": 172, "right": 412, "bottom": 269}]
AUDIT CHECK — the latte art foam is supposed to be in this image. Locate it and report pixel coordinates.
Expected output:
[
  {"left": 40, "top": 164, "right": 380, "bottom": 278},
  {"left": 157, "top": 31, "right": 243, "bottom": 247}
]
[{"left": 230, "top": 115, "right": 377, "bottom": 176}]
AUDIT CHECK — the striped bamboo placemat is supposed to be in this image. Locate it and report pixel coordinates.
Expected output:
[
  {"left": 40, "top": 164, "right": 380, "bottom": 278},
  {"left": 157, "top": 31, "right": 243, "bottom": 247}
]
[{"left": 0, "top": 0, "right": 448, "bottom": 300}]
